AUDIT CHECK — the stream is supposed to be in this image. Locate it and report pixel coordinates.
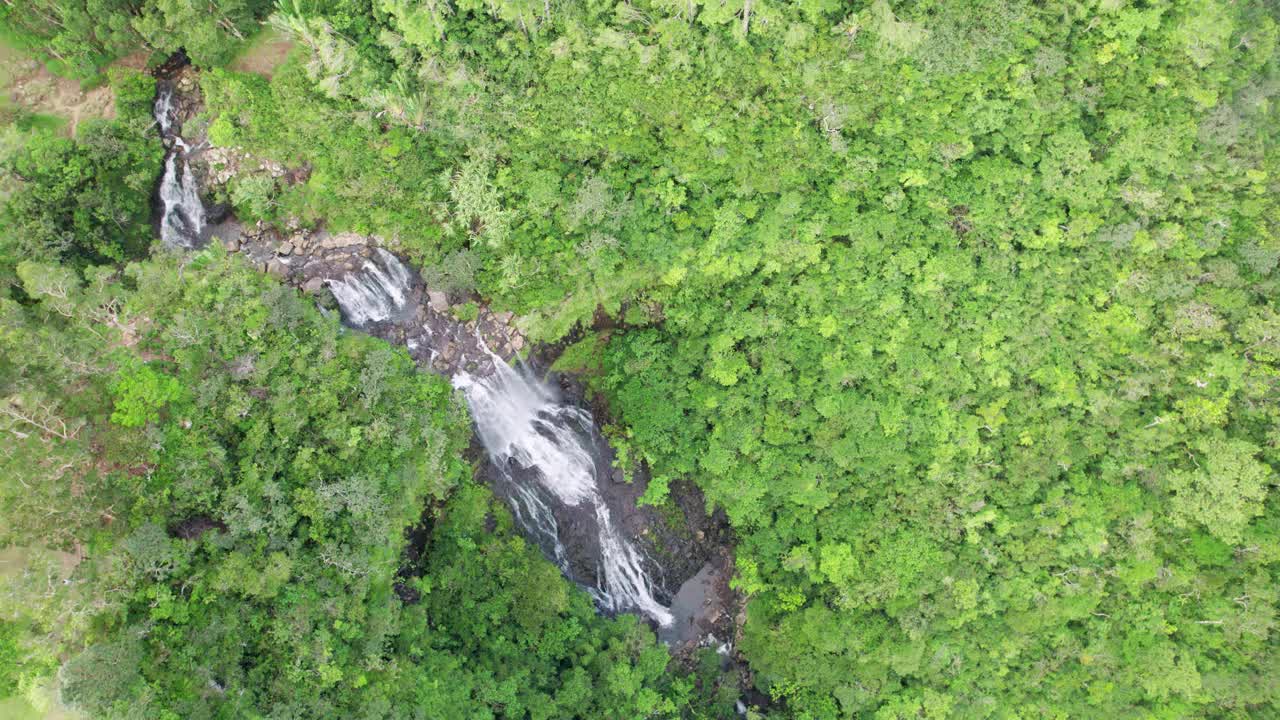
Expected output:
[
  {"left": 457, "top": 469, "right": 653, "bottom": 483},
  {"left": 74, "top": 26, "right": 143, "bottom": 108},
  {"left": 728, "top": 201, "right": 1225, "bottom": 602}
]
[{"left": 150, "top": 78, "right": 676, "bottom": 628}]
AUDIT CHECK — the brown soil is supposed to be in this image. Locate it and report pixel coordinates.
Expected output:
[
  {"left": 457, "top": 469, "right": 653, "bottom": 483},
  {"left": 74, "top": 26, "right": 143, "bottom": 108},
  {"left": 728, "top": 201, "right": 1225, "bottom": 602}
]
[
  {"left": 2, "top": 50, "right": 149, "bottom": 136},
  {"left": 229, "top": 29, "right": 295, "bottom": 78}
]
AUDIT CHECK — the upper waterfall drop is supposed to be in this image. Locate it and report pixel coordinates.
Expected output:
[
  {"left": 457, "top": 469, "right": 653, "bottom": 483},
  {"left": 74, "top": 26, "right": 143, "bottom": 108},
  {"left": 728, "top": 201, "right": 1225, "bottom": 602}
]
[
  {"left": 154, "top": 84, "right": 206, "bottom": 249},
  {"left": 326, "top": 248, "right": 415, "bottom": 326}
]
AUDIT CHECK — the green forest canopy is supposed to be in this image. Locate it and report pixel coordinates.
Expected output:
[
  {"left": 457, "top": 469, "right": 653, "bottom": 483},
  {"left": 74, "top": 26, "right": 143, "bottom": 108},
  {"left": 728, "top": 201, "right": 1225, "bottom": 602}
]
[{"left": 3, "top": 0, "right": 1280, "bottom": 718}]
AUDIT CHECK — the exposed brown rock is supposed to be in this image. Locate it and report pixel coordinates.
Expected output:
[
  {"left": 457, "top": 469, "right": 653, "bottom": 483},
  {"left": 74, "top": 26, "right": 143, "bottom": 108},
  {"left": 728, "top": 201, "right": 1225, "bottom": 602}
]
[{"left": 427, "top": 290, "right": 449, "bottom": 313}]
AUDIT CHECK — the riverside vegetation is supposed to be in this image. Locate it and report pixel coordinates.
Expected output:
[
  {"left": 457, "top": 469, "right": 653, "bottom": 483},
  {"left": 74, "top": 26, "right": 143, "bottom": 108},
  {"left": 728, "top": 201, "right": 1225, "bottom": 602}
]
[{"left": 2, "top": 0, "right": 1280, "bottom": 718}]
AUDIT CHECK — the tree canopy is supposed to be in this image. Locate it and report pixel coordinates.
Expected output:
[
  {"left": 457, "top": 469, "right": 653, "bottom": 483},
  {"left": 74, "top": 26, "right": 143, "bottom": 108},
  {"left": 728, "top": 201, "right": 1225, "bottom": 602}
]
[{"left": 3, "top": 0, "right": 1280, "bottom": 717}]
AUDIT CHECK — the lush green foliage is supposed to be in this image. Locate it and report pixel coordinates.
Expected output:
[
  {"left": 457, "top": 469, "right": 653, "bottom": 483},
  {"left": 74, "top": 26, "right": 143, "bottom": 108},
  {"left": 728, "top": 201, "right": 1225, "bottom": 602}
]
[
  {"left": 203, "top": 0, "right": 1280, "bottom": 716},
  {"left": 0, "top": 70, "right": 160, "bottom": 278},
  {"left": 0, "top": 251, "right": 711, "bottom": 718},
  {"left": 0, "top": 0, "right": 269, "bottom": 76},
  {"left": 200, "top": 62, "right": 457, "bottom": 253},
  {"left": 4, "top": 0, "right": 1280, "bottom": 717}
]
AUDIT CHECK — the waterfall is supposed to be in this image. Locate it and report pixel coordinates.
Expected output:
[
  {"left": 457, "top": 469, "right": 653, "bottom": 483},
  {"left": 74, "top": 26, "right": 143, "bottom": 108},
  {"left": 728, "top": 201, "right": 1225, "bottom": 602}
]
[
  {"left": 154, "top": 85, "right": 178, "bottom": 137},
  {"left": 154, "top": 85, "right": 206, "bottom": 249},
  {"left": 323, "top": 245, "right": 674, "bottom": 626},
  {"left": 454, "top": 355, "right": 674, "bottom": 627},
  {"left": 326, "top": 248, "right": 414, "bottom": 326}
]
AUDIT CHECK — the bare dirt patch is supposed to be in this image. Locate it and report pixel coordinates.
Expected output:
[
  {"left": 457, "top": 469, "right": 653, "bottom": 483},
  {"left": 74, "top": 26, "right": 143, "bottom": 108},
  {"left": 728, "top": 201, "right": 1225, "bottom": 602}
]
[
  {"left": 1, "top": 50, "right": 149, "bottom": 136},
  {"left": 229, "top": 28, "right": 295, "bottom": 78}
]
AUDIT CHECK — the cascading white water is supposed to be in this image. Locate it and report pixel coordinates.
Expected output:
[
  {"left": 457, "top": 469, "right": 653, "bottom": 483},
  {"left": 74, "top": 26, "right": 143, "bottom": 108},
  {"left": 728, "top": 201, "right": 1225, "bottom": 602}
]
[
  {"left": 454, "top": 354, "right": 674, "bottom": 627},
  {"left": 154, "top": 86, "right": 206, "bottom": 249},
  {"left": 154, "top": 85, "right": 178, "bottom": 137},
  {"left": 324, "top": 246, "right": 674, "bottom": 626},
  {"left": 158, "top": 152, "right": 206, "bottom": 248},
  {"left": 327, "top": 248, "right": 414, "bottom": 325}
]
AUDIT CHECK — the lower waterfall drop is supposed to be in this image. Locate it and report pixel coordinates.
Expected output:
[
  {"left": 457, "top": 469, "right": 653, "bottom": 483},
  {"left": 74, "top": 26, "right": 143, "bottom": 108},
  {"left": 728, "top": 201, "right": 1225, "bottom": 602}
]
[{"left": 454, "top": 353, "right": 674, "bottom": 627}]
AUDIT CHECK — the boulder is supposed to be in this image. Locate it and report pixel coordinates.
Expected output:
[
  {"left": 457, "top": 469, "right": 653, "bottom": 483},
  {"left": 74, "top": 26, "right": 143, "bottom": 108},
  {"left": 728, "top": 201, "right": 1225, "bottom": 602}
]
[
  {"left": 427, "top": 290, "right": 449, "bottom": 313},
  {"left": 266, "top": 259, "right": 288, "bottom": 279},
  {"left": 302, "top": 277, "right": 326, "bottom": 294},
  {"left": 328, "top": 232, "right": 365, "bottom": 250}
]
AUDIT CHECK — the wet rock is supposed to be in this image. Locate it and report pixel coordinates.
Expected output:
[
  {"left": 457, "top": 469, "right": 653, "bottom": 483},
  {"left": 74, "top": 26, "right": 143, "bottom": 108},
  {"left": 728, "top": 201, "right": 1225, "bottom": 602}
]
[
  {"left": 427, "top": 290, "right": 449, "bottom": 313},
  {"left": 206, "top": 203, "right": 232, "bottom": 224},
  {"left": 266, "top": 259, "right": 288, "bottom": 278},
  {"left": 322, "top": 231, "right": 365, "bottom": 250}
]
